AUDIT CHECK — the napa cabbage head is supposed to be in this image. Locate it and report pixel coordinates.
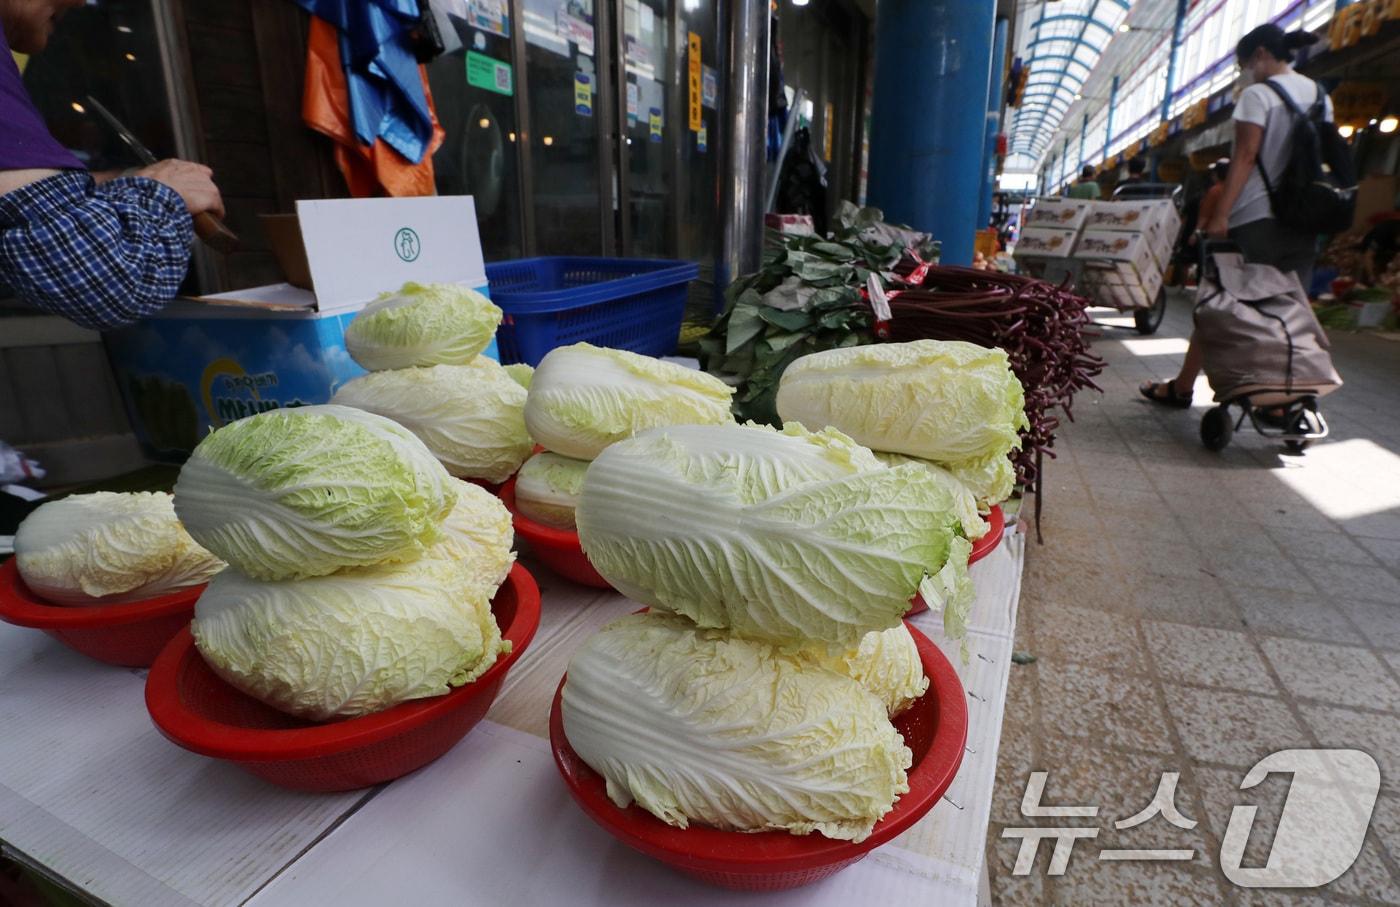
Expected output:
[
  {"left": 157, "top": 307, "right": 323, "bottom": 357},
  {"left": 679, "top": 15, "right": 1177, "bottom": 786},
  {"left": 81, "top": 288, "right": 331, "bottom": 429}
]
[
  {"left": 941, "top": 452, "right": 1017, "bottom": 510},
  {"left": 561, "top": 611, "right": 911, "bottom": 842},
  {"left": 524, "top": 343, "right": 736, "bottom": 460},
  {"left": 435, "top": 478, "right": 516, "bottom": 600},
  {"left": 331, "top": 362, "right": 532, "bottom": 484},
  {"left": 192, "top": 551, "right": 504, "bottom": 721},
  {"left": 513, "top": 451, "right": 589, "bottom": 530},
  {"left": 345, "top": 282, "right": 502, "bottom": 371},
  {"left": 875, "top": 452, "right": 986, "bottom": 540},
  {"left": 811, "top": 624, "right": 929, "bottom": 718},
  {"left": 174, "top": 404, "right": 456, "bottom": 581},
  {"left": 502, "top": 363, "right": 533, "bottom": 389},
  {"left": 14, "top": 492, "right": 223, "bottom": 604},
  {"left": 575, "top": 421, "right": 972, "bottom": 650},
  {"left": 775, "top": 340, "right": 1028, "bottom": 463}
]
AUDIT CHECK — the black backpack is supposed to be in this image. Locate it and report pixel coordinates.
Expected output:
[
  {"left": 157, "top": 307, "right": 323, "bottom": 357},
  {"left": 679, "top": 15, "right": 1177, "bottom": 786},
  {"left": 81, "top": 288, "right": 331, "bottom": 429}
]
[{"left": 1258, "top": 79, "right": 1357, "bottom": 235}]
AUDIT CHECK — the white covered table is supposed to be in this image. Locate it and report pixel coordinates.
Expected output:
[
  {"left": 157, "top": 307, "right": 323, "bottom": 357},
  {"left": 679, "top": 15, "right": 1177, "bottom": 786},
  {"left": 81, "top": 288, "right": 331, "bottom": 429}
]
[{"left": 0, "top": 532, "right": 1024, "bottom": 907}]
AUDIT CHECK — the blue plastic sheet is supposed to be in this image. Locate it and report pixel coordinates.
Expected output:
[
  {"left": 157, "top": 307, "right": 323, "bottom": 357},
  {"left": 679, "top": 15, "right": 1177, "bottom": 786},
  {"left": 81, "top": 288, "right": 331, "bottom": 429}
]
[{"left": 293, "top": 0, "right": 434, "bottom": 164}]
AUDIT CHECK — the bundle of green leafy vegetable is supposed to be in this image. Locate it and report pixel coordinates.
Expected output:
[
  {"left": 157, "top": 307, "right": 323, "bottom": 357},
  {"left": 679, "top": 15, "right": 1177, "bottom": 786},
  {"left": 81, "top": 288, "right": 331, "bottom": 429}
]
[{"left": 698, "top": 204, "right": 939, "bottom": 424}]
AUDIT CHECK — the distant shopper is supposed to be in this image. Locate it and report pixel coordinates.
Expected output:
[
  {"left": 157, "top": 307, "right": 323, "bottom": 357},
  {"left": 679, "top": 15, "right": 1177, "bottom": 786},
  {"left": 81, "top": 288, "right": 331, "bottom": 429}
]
[
  {"left": 1197, "top": 23, "right": 1329, "bottom": 288},
  {"left": 1360, "top": 214, "right": 1400, "bottom": 284},
  {"left": 1066, "top": 165, "right": 1101, "bottom": 200},
  {"left": 1120, "top": 157, "right": 1148, "bottom": 186},
  {"left": 1188, "top": 158, "right": 1231, "bottom": 249},
  {"left": 1141, "top": 24, "right": 1327, "bottom": 408}
]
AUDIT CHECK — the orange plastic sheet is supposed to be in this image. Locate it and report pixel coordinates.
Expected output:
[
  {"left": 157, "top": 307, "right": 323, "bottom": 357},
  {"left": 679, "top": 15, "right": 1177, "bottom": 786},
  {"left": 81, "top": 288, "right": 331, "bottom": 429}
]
[{"left": 302, "top": 16, "right": 444, "bottom": 197}]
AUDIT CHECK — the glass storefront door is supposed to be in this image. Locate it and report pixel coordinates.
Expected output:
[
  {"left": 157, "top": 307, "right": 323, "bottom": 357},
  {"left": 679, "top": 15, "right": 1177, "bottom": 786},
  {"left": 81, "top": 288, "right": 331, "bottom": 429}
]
[
  {"left": 428, "top": 13, "right": 524, "bottom": 260},
  {"left": 521, "top": 0, "right": 607, "bottom": 255},
  {"left": 619, "top": 0, "right": 671, "bottom": 257},
  {"left": 431, "top": 0, "right": 732, "bottom": 261}
]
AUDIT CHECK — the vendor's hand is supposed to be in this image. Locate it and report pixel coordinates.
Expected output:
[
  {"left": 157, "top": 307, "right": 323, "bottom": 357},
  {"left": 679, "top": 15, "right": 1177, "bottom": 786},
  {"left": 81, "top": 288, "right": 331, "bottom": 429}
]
[
  {"left": 136, "top": 159, "right": 225, "bottom": 219},
  {"left": 1201, "top": 214, "right": 1229, "bottom": 240}
]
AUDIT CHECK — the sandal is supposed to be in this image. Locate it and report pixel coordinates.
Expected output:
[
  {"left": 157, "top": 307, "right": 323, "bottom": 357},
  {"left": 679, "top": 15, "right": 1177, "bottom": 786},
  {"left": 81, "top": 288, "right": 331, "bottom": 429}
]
[{"left": 1139, "top": 381, "right": 1193, "bottom": 409}]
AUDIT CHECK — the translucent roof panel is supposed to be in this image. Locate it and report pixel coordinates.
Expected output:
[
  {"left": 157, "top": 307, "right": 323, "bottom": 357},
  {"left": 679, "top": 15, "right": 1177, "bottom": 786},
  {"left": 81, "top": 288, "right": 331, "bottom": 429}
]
[{"left": 1008, "top": 0, "right": 1131, "bottom": 167}]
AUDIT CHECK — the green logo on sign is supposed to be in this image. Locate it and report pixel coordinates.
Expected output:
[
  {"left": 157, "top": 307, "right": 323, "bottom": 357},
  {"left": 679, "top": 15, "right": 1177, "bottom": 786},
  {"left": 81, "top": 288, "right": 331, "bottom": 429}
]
[{"left": 394, "top": 227, "right": 421, "bottom": 262}]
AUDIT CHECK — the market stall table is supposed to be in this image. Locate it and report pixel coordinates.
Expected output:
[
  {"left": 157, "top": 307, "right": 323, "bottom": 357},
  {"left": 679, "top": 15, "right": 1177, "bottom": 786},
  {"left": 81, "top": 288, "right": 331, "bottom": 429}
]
[{"left": 0, "top": 529, "right": 1024, "bottom": 906}]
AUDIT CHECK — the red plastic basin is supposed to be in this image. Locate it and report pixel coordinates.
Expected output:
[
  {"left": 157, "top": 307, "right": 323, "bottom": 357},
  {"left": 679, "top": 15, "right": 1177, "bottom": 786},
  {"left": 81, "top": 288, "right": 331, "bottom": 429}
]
[
  {"left": 498, "top": 477, "right": 613, "bottom": 589},
  {"left": 0, "top": 558, "right": 204, "bottom": 668},
  {"left": 144, "top": 564, "right": 542, "bottom": 792},
  {"left": 908, "top": 504, "right": 1006, "bottom": 616},
  {"left": 550, "top": 620, "right": 968, "bottom": 891}
]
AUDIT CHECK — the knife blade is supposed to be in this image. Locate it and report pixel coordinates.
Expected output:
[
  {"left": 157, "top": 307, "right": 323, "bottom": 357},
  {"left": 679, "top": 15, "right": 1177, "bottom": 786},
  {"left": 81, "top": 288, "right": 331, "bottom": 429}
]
[{"left": 85, "top": 95, "right": 240, "bottom": 254}]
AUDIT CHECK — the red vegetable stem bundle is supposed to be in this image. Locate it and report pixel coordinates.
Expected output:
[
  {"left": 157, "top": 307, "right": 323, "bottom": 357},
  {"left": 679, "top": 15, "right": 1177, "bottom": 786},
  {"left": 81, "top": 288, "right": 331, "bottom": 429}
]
[{"left": 883, "top": 265, "right": 1104, "bottom": 491}]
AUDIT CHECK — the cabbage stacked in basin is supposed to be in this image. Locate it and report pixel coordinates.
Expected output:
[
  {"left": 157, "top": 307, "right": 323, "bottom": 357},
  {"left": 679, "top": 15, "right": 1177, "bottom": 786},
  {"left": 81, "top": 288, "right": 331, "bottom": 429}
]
[
  {"left": 512, "top": 343, "right": 736, "bottom": 531},
  {"left": 777, "top": 339, "right": 1027, "bottom": 515},
  {"left": 174, "top": 404, "right": 515, "bottom": 721},
  {"left": 13, "top": 491, "right": 223, "bottom": 605},
  {"left": 562, "top": 422, "right": 967, "bottom": 843},
  {"left": 335, "top": 282, "right": 531, "bottom": 484}
]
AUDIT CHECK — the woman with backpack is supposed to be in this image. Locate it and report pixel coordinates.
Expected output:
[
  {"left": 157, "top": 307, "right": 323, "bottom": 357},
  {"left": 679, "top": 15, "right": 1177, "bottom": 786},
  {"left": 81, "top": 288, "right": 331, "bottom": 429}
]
[{"left": 1142, "top": 24, "right": 1338, "bottom": 408}]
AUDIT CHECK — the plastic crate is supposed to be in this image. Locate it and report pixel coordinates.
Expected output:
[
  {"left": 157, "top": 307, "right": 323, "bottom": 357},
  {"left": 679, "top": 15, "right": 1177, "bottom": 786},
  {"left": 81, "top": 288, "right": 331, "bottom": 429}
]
[{"left": 484, "top": 257, "right": 698, "bottom": 365}]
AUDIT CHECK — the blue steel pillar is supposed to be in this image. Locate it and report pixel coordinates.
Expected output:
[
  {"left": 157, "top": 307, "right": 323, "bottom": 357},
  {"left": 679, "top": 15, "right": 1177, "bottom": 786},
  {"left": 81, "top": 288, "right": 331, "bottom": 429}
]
[
  {"left": 976, "top": 17, "right": 1010, "bottom": 232},
  {"left": 1078, "top": 114, "right": 1088, "bottom": 172},
  {"left": 1105, "top": 75, "right": 1120, "bottom": 159},
  {"left": 868, "top": 0, "right": 997, "bottom": 265},
  {"left": 1160, "top": 0, "right": 1188, "bottom": 121}
]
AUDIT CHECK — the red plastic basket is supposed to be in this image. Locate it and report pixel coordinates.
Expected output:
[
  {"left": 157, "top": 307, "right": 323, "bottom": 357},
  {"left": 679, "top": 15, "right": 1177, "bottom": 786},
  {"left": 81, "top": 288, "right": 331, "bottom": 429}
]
[
  {"left": 908, "top": 504, "right": 1006, "bottom": 616},
  {"left": 0, "top": 558, "right": 203, "bottom": 667},
  {"left": 498, "top": 477, "right": 613, "bottom": 589},
  {"left": 144, "top": 564, "right": 542, "bottom": 792},
  {"left": 550, "top": 621, "right": 968, "bottom": 891}
]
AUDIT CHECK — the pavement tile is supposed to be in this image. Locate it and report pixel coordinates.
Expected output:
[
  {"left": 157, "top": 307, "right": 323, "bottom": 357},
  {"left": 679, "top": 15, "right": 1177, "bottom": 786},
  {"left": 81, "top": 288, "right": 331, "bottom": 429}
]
[
  {"left": 1294, "top": 558, "right": 1400, "bottom": 606},
  {"left": 1333, "top": 598, "right": 1400, "bottom": 652},
  {"left": 1049, "top": 857, "right": 1227, "bottom": 907},
  {"left": 1354, "top": 535, "right": 1400, "bottom": 570},
  {"left": 1035, "top": 735, "right": 1212, "bottom": 861},
  {"left": 1299, "top": 704, "right": 1400, "bottom": 798},
  {"left": 986, "top": 824, "right": 1046, "bottom": 905},
  {"left": 1029, "top": 602, "right": 1146, "bottom": 674},
  {"left": 1143, "top": 622, "right": 1278, "bottom": 694},
  {"left": 1266, "top": 526, "right": 1382, "bottom": 567},
  {"left": 1258, "top": 637, "right": 1400, "bottom": 710},
  {"left": 1162, "top": 686, "right": 1309, "bottom": 768},
  {"left": 1131, "top": 572, "right": 1246, "bottom": 631},
  {"left": 1038, "top": 661, "right": 1175, "bottom": 755},
  {"left": 1230, "top": 587, "right": 1364, "bottom": 646},
  {"left": 1342, "top": 512, "right": 1400, "bottom": 541}
]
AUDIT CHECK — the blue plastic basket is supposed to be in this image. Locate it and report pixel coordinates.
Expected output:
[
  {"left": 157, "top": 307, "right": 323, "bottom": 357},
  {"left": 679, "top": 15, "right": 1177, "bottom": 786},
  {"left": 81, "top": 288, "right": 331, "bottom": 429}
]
[{"left": 484, "top": 257, "right": 699, "bottom": 365}]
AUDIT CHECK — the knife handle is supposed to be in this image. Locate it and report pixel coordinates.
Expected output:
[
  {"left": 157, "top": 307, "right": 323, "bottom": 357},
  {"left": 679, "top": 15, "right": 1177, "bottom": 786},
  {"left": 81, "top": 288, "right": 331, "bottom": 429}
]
[{"left": 194, "top": 212, "right": 240, "bottom": 254}]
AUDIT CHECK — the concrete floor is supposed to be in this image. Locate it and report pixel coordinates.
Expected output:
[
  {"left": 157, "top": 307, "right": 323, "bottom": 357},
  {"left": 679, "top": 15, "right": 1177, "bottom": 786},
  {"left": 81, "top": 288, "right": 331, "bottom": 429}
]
[{"left": 988, "top": 292, "right": 1400, "bottom": 905}]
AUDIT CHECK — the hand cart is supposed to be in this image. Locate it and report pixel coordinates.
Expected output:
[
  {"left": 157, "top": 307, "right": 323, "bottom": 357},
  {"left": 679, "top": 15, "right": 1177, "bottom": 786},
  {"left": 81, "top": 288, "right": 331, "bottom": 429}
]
[{"left": 1015, "top": 184, "right": 1183, "bottom": 335}]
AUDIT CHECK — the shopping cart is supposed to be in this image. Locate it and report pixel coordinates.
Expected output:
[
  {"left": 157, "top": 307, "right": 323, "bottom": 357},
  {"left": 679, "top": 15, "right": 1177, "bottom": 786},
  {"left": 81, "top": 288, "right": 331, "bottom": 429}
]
[
  {"left": 1017, "top": 183, "right": 1183, "bottom": 335},
  {"left": 1090, "top": 182, "right": 1184, "bottom": 335},
  {"left": 1193, "top": 241, "right": 1340, "bottom": 454}
]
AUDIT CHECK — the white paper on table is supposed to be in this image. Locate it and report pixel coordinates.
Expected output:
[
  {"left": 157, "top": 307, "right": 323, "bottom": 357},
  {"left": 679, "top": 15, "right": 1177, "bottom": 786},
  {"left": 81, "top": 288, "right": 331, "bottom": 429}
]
[
  {"left": 0, "top": 624, "right": 369, "bottom": 907},
  {"left": 248, "top": 722, "right": 976, "bottom": 907},
  {"left": 251, "top": 535, "right": 1025, "bottom": 907}
]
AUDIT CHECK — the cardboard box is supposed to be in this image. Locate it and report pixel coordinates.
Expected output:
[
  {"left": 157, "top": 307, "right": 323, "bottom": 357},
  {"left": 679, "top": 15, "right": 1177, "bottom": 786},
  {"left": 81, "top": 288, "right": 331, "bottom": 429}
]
[
  {"left": 1085, "top": 200, "right": 1181, "bottom": 267},
  {"left": 1079, "top": 261, "right": 1164, "bottom": 310},
  {"left": 105, "top": 196, "right": 497, "bottom": 460},
  {"left": 1023, "top": 197, "right": 1092, "bottom": 232},
  {"left": 1073, "top": 228, "right": 1164, "bottom": 308},
  {"left": 1013, "top": 226, "right": 1081, "bottom": 259}
]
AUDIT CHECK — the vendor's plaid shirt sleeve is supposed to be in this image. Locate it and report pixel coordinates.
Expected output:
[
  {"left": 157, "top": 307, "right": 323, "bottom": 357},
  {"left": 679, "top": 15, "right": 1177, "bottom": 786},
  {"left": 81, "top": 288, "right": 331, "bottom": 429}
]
[{"left": 0, "top": 170, "right": 194, "bottom": 330}]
